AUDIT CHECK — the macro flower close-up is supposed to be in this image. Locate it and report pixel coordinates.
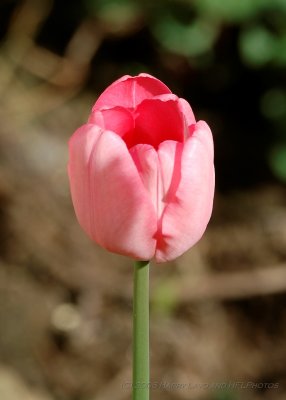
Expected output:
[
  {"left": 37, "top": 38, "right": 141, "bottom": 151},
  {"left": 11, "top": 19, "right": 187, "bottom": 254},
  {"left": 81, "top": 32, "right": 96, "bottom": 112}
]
[{"left": 68, "top": 73, "right": 215, "bottom": 263}]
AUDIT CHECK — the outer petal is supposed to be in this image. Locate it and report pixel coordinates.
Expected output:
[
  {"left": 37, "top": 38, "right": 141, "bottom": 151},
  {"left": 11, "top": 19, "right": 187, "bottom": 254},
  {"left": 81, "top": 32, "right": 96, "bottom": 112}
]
[
  {"left": 129, "top": 141, "right": 182, "bottom": 225},
  {"left": 68, "top": 124, "right": 102, "bottom": 238},
  {"left": 92, "top": 73, "right": 171, "bottom": 111},
  {"left": 155, "top": 121, "right": 215, "bottom": 263},
  {"left": 157, "top": 140, "right": 184, "bottom": 205},
  {"left": 179, "top": 98, "right": 196, "bottom": 127},
  {"left": 129, "top": 144, "right": 159, "bottom": 213},
  {"left": 68, "top": 124, "right": 157, "bottom": 260}
]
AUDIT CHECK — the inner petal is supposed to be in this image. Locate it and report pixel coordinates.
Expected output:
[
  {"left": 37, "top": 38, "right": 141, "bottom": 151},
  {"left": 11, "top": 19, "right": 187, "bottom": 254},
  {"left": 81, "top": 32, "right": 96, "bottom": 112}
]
[
  {"left": 92, "top": 74, "right": 172, "bottom": 111},
  {"left": 89, "top": 96, "right": 185, "bottom": 151},
  {"left": 133, "top": 95, "right": 185, "bottom": 149},
  {"left": 88, "top": 107, "right": 135, "bottom": 147}
]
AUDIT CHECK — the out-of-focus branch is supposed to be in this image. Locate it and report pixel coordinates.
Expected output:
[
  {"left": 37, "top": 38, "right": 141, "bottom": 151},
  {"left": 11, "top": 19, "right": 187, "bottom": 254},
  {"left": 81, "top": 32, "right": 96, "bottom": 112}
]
[
  {"left": 172, "top": 264, "right": 286, "bottom": 302},
  {"left": 0, "top": 0, "right": 102, "bottom": 122},
  {"left": 0, "top": 0, "right": 52, "bottom": 90}
]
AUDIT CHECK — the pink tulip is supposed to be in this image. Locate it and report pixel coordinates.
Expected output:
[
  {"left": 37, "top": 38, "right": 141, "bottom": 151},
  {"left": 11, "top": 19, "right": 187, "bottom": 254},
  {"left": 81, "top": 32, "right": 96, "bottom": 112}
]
[{"left": 68, "top": 73, "right": 215, "bottom": 262}]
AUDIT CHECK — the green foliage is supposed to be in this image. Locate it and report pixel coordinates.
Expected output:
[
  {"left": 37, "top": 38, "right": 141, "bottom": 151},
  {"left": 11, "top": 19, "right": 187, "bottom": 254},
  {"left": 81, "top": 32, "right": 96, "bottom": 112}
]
[
  {"left": 239, "top": 26, "right": 286, "bottom": 67},
  {"left": 239, "top": 26, "right": 276, "bottom": 67},
  {"left": 261, "top": 89, "right": 286, "bottom": 182},
  {"left": 85, "top": 0, "right": 141, "bottom": 32},
  {"left": 194, "top": 0, "right": 268, "bottom": 23},
  {"left": 152, "top": 14, "right": 218, "bottom": 57},
  {"left": 152, "top": 280, "right": 178, "bottom": 316},
  {"left": 269, "top": 145, "right": 286, "bottom": 182},
  {"left": 85, "top": 0, "right": 286, "bottom": 67},
  {"left": 261, "top": 89, "right": 286, "bottom": 120},
  {"left": 213, "top": 389, "right": 239, "bottom": 400}
]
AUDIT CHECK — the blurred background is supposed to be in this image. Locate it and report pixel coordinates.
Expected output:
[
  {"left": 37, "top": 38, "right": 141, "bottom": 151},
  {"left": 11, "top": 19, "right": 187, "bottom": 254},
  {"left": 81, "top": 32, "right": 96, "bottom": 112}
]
[{"left": 0, "top": 0, "right": 286, "bottom": 399}]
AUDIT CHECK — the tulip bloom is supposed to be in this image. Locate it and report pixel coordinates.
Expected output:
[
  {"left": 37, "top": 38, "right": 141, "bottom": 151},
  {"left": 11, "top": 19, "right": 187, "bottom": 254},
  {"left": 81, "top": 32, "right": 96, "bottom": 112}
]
[{"left": 68, "top": 73, "right": 214, "bottom": 262}]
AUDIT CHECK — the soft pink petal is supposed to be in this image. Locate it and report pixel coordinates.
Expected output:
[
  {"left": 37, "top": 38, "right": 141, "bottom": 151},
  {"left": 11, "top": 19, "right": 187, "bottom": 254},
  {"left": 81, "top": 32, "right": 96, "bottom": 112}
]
[
  {"left": 133, "top": 94, "right": 185, "bottom": 148},
  {"left": 68, "top": 124, "right": 103, "bottom": 238},
  {"left": 157, "top": 140, "right": 184, "bottom": 205},
  {"left": 92, "top": 73, "right": 171, "bottom": 111},
  {"left": 155, "top": 121, "right": 215, "bottom": 263},
  {"left": 129, "top": 144, "right": 164, "bottom": 219},
  {"left": 189, "top": 120, "right": 214, "bottom": 158},
  {"left": 130, "top": 142, "right": 183, "bottom": 227},
  {"left": 69, "top": 126, "right": 157, "bottom": 260},
  {"left": 179, "top": 98, "right": 196, "bottom": 127},
  {"left": 88, "top": 106, "right": 135, "bottom": 145}
]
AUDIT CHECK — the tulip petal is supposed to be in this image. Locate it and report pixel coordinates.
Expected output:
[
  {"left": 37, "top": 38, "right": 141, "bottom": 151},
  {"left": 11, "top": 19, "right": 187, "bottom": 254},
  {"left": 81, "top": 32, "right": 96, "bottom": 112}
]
[
  {"left": 88, "top": 107, "right": 135, "bottom": 145},
  {"left": 155, "top": 121, "right": 215, "bottom": 263},
  {"left": 189, "top": 120, "right": 214, "bottom": 158},
  {"left": 69, "top": 125, "right": 157, "bottom": 260},
  {"left": 92, "top": 73, "right": 171, "bottom": 111},
  {"left": 179, "top": 98, "right": 196, "bottom": 127},
  {"left": 134, "top": 95, "right": 185, "bottom": 148},
  {"left": 129, "top": 141, "right": 185, "bottom": 228},
  {"left": 129, "top": 143, "right": 169, "bottom": 221},
  {"left": 157, "top": 140, "right": 184, "bottom": 205},
  {"left": 68, "top": 124, "right": 103, "bottom": 239}
]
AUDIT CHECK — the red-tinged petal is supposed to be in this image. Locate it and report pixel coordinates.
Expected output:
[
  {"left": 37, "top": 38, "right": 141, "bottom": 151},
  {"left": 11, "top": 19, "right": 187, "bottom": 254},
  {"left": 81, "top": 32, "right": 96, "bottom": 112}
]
[
  {"left": 179, "top": 98, "right": 196, "bottom": 127},
  {"left": 88, "top": 106, "right": 135, "bottom": 145},
  {"left": 92, "top": 74, "right": 171, "bottom": 111},
  {"left": 68, "top": 124, "right": 103, "bottom": 239},
  {"left": 84, "top": 130, "right": 157, "bottom": 260},
  {"left": 133, "top": 94, "right": 185, "bottom": 149},
  {"left": 155, "top": 121, "right": 215, "bottom": 263}
]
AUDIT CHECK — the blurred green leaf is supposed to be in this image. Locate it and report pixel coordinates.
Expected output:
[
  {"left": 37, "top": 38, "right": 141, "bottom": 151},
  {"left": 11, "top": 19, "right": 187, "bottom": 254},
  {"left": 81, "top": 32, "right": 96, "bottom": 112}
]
[
  {"left": 260, "top": 89, "right": 286, "bottom": 120},
  {"left": 272, "top": 0, "right": 286, "bottom": 12},
  {"left": 194, "top": 0, "right": 268, "bottom": 23},
  {"left": 275, "top": 34, "right": 286, "bottom": 65},
  {"left": 239, "top": 26, "right": 276, "bottom": 67},
  {"left": 213, "top": 389, "right": 239, "bottom": 400},
  {"left": 269, "top": 145, "right": 286, "bottom": 182},
  {"left": 85, "top": 0, "right": 141, "bottom": 31},
  {"left": 152, "top": 15, "right": 218, "bottom": 57},
  {"left": 152, "top": 280, "right": 178, "bottom": 316}
]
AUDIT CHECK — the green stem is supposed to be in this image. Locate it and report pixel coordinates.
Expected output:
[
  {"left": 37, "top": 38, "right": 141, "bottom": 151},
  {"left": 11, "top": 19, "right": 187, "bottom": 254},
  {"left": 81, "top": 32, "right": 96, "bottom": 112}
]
[{"left": 133, "top": 260, "right": 150, "bottom": 400}]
